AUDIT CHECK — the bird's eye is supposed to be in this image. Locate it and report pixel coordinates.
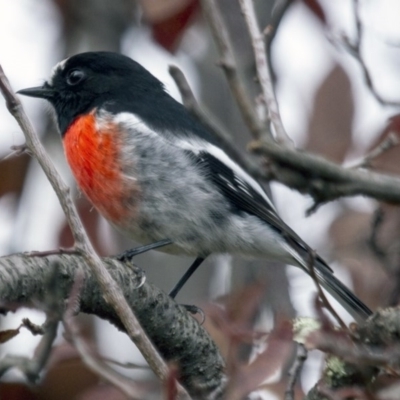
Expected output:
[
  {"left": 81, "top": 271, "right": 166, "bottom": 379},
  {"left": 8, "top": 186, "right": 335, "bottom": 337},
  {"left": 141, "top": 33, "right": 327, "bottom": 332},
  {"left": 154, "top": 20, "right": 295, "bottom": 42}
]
[{"left": 66, "top": 69, "right": 85, "bottom": 86}]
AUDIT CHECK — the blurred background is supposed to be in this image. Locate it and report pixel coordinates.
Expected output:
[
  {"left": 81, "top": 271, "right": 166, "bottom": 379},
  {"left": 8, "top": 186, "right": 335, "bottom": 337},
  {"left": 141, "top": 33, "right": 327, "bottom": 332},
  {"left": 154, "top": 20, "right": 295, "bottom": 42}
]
[{"left": 1, "top": 0, "right": 400, "bottom": 398}]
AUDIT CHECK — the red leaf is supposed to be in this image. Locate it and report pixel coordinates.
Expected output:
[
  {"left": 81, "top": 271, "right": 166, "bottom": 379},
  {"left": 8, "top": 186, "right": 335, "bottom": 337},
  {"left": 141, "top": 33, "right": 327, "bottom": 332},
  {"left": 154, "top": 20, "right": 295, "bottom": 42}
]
[
  {"left": 164, "top": 364, "right": 179, "bottom": 400},
  {"left": 226, "top": 320, "right": 294, "bottom": 398},
  {"left": 0, "top": 383, "right": 37, "bottom": 400},
  {"left": 148, "top": 0, "right": 199, "bottom": 52},
  {"left": 302, "top": 0, "right": 326, "bottom": 24},
  {"left": 0, "top": 327, "right": 21, "bottom": 344},
  {"left": 207, "top": 283, "right": 269, "bottom": 343},
  {"left": 384, "top": 114, "right": 400, "bottom": 135},
  {"left": 362, "top": 115, "right": 400, "bottom": 174}
]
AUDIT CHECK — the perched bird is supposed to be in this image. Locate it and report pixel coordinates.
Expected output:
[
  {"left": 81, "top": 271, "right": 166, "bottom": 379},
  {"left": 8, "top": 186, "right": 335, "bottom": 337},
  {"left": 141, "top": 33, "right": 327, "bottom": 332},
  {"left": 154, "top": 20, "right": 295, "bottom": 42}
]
[{"left": 18, "top": 51, "right": 371, "bottom": 322}]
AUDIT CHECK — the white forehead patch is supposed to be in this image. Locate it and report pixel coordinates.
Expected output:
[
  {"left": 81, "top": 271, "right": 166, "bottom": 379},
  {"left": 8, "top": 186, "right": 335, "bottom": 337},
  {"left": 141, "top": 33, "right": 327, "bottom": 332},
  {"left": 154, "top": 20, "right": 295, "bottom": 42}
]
[{"left": 48, "top": 58, "right": 68, "bottom": 85}]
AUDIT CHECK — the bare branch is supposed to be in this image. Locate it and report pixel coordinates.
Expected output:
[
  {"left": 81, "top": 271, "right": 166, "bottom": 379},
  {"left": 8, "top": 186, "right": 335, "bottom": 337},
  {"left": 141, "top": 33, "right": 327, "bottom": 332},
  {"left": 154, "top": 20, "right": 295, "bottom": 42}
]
[
  {"left": 304, "top": 307, "right": 400, "bottom": 399},
  {"left": 265, "top": 0, "right": 293, "bottom": 47},
  {"left": 238, "top": 0, "right": 293, "bottom": 146},
  {"left": 63, "top": 271, "right": 145, "bottom": 399},
  {"left": 200, "top": 1, "right": 400, "bottom": 208},
  {"left": 0, "top": 264, "right": 62, "bottom": 382},
  {"left": 200, "top": 0, "right": 272, "bottom": 140},
  {"left": 0, "top": 253, "right": 227, "bottom": 399},
  {"left": 317, "top": 385, "right": 368, "bottom": 400},
  {"left": 22, "top": 318, "right": 46, "bottom": 335},
  {"left": 0, "top": 335, "right": 57, "bottom": 382},
  {"left": 250, "top": 139, "right": 400, "bottom": 207},
  {"left": 349, "top": 132, "right": 399, "bottom": 169},
  {"left": 101, "top": 358, "right": 148, "bottom": 370},
  {"left": 0, "top": 144, "right": 29, "bottom": 162},
  {"left": 0, "top": 63, "right": 170, "bottom": 384},
  {"left": 307, "top": 328, "right": 400, "bottom": 368},
  {"left": 368, "top": 207, "right": 387, "bottom": 262},
  {"left": 332, "top": 0, "right": 400, "bottom": 106},
  {"left": 307, "top": 251, "right": 348, "bottom": 331},
  {"left": 285, "top": 343, "right": 307, "bottom": 400}
]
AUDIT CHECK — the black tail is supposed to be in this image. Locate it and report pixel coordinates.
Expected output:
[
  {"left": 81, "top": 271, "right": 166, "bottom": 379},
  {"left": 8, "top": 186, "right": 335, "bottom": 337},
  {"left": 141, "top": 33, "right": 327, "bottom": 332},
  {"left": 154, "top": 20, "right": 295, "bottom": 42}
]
[
  {"left": 313, "top": 261, "right": 372, "bottom": 323},
  {"left": 287, "top": 244, "right": 372, "bottom": 323}
]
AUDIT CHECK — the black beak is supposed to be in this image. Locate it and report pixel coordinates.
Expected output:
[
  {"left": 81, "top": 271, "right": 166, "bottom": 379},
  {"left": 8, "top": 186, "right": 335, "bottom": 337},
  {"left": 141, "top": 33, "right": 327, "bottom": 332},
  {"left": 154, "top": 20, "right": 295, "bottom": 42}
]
[{"left": 17, "top": 86, "right": 54, "bottom": 100}]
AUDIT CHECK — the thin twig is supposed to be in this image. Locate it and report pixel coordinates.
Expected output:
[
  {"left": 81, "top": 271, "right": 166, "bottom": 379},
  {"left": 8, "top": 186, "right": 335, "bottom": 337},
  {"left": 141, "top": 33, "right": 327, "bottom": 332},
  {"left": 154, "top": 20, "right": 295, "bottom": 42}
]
[
  {"left": 22, "top": 318, "right": 45, "bottom": 335},
  {"left": 168, "top": 65, "right": 238, "bottom": 147},
  {"left": 200, "top": 0, "right": 272, "bottom": 140},
  {"left": 0, "top": 144, "right": 29, "bottom": 162},
  {"left": 368, "top": 207, "right": 387, "bottom": 262},
  {"left": 250, "top": 139, "right": 400, "bottom": 205},
  {"left": 349, "top": 132, "right": 399, "bottom": 169},
  {"left": 238, "top": 0, "right": 293, "bottom": 146},
  {"left": 0, "top": 264, "right": 62, "bottom": 381},
  {"left": 316, "top": 385, "right": 345, "bottom": 400},
  {"left": 285, "top": 343, "right": 308, "bottom": 400},
  {"left": 0, "top": 64, "right": 175, "bottom": 391},
  {"left": 26, "top": 248, "right": 80, "bottom": 257},
  {"left": 307, "top": 251, "right": 348, "bottom": 331},
  {"left": 102, "top": 357, "right": 149, "bottom": 370},
  {"left": 324, "top": 386, "right": 370, "bottom": 400},
  {"left": 64, "top": 271, "right": 144, "bottom": 399},
  {"left": 265, "top": 0, "right": 294, "bottom": 50},
  {"left": 333, "top": 0, "right": 400, "bottom": 107}
]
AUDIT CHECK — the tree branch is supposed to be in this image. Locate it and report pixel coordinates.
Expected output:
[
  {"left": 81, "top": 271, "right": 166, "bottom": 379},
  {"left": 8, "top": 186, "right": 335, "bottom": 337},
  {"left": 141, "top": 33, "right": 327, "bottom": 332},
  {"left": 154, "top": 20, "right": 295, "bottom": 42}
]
[
  {"left": 238, "top": 0, "right": 293, "bottom": 146},
  {"left": 0, "top": 63, "right": 170, "bottom": 386},
  {"left": 200, "top": 0, "right": 272, "bottom": 140},
  {"left": 0, "top": 317, "right": 59, "bottom": 382},
  {"left": 285, "top": 343, "right": 307, "bottom": 400},
  {"left": 349, "top": 132, "right": 399, "bottom": 169},
  {"left": 63, "top": 270, "right": 146, "bottom": 399},
  {"left": 0, "top": 253, "right": 226, "bottom": 399},
  {"left": 199, "top": 0, "right": 400, "bottom": 208},
  {"left": 0, "top": 262, "right": 64, "bottom": 382},
  {"left": 250, "top": 139, "right": 400, "bottom": 208},
  {"left": 340, "top": 0, "right": 400, "bottom": 107}
]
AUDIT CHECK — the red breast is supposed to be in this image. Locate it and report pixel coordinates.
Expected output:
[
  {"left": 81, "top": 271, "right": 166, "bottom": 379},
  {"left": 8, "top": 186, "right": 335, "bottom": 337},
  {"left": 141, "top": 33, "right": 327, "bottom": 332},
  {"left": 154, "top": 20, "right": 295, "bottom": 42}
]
[{"left": 63, "top": 111, "right": 139, "bottom": 223}]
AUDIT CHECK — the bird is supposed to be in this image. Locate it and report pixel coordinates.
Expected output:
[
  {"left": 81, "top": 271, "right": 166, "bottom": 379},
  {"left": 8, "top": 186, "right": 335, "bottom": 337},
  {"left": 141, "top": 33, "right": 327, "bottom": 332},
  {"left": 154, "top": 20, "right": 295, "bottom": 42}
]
[{"left": 18, "top": 51, "right": 372, "bottom": 323}]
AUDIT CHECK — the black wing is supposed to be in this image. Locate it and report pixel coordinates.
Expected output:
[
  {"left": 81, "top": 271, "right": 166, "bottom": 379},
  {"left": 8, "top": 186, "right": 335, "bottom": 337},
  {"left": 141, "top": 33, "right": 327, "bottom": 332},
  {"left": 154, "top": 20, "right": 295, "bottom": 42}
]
[
  {"left": 187, "top": 149, "right": 373, "bottom": 322},
  {"left": 183, "top": 146, "right": 372, "bottom": 322},
  {"left": 192, "top": 150, "right": 333, "bottom": 273}
]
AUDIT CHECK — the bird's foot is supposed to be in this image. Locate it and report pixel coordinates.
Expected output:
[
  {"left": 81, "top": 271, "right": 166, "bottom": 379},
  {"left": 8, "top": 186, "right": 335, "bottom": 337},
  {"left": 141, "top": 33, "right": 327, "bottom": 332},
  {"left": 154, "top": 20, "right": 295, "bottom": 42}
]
[
  {"left": 117, "top": 238, "right": 172, "bottom": 262},
  {"left": 181, "top": 304, "right": 205, "bottom": 324}
]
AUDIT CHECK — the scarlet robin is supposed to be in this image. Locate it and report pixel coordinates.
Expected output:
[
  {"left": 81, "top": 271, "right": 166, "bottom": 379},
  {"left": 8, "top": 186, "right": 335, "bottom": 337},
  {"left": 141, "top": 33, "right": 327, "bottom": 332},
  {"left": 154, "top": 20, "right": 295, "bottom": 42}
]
[{"left": 18, "top": 51, "right": 372, "bottom": 322}]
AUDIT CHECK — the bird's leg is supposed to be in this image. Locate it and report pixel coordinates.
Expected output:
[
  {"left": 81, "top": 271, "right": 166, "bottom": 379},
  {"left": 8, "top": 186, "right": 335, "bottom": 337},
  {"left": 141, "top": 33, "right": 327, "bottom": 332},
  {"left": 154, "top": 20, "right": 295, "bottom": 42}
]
[
  {"left": 169, "top": 257, "right": 206, "bottom": 299},
  {"left": 117, "top": 238, "right": 172, "bottom": 261}
]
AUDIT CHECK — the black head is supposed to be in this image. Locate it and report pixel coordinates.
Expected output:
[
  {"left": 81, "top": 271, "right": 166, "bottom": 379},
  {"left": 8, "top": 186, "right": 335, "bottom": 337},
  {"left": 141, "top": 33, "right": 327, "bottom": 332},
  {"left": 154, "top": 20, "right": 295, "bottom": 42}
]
[{"left": 18, "top": 52, "right": 167, "bottom": 135}]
